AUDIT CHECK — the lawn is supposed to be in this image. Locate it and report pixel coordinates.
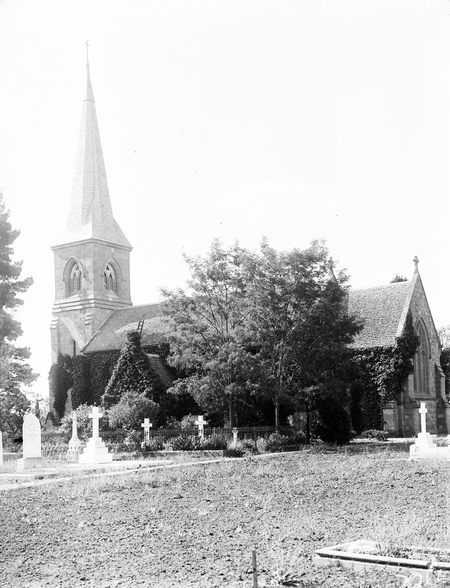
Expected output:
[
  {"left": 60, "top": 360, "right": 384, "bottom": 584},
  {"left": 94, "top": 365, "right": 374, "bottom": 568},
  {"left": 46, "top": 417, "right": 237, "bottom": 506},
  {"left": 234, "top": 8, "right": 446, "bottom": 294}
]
[{"left": 1, "top": 446, "right": 450, "bottom": 587}]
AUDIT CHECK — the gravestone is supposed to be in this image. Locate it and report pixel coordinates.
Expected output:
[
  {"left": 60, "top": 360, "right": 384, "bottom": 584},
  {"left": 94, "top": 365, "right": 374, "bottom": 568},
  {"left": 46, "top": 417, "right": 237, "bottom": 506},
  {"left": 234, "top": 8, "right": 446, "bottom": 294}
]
[
  {"left": 410, "top": 402, "right": 450, "bottom": 460},
  {"left": 195, "top": 415, "right": 207, "bottom": 440},
  {"left": 67, "top": 411, "right": 82, "bottom": 461},
  {"left": 17, "top": 413, "right": 48, "bottom": 470},
  {"left": 232, "top": 427, "right": 239, "bottom": 444},
  {"left": 141, "top": 418, "right": 152, "bottom": 445},
  {"left": 79, "top": 406, "right": 113, "bottom": 464}
]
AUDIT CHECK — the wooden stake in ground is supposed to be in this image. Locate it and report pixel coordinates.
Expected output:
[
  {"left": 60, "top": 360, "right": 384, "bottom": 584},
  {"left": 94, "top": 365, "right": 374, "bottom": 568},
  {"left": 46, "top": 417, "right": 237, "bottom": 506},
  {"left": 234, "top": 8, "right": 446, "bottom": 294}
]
[{"left": 252, "top": 550, "right": 258, "bottom": 588}]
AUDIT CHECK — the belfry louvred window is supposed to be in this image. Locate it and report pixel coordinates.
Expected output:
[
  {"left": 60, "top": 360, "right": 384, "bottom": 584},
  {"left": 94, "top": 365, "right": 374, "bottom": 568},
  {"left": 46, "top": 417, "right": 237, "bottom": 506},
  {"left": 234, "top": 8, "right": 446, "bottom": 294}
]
[
  {"left": 69, "top": 263, "right": 82, "bottom": 294},
  {"left": 104, "top": 264, "right": 116, "bottom": 292}
]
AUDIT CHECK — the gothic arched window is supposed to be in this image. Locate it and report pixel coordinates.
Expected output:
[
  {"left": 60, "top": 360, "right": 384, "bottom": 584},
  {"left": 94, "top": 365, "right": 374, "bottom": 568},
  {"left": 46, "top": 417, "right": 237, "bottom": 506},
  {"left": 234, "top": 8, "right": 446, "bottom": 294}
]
[
  {"left": 103, "top": 263, "right": 116, "bottom": 292},
  {"left": 69, "top": 263, "right": 82, "bottom": 294},
  {"left": 414, "top": 320, "right": 430, "bottom": 396}
]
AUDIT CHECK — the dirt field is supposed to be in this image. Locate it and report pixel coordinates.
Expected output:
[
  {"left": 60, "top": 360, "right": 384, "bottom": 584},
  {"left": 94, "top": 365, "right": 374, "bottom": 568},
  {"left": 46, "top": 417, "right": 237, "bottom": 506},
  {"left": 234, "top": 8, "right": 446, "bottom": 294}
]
[{"left": 1, "top": 448, "right": 450, "bottom": 587}]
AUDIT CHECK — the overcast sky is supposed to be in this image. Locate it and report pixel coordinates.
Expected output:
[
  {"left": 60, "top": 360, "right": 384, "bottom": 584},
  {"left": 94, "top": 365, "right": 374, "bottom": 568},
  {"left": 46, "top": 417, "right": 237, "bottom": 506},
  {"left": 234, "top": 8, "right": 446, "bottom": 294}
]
[{"left": 1, "top": 0, "right": 450, "bottom": 399}]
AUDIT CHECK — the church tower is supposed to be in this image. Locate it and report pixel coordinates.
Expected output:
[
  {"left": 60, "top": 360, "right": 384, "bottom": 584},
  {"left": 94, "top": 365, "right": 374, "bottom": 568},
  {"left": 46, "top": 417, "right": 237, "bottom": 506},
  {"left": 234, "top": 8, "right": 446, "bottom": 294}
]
[{"left": 51, "top": 51, "right": 132, "bottom": 364}]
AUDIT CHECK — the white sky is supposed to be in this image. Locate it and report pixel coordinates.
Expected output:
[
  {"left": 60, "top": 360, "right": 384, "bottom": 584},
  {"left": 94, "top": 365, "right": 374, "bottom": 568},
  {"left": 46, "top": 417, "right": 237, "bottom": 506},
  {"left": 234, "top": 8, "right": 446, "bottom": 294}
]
[{"left": 1, "top": 0, "right": 450, "bottom": 399}]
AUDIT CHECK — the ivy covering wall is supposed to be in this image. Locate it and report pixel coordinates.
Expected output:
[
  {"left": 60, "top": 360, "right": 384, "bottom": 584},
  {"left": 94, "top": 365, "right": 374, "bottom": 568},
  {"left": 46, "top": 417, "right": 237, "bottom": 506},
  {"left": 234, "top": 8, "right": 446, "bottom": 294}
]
[{"left": 349, "top": 311, "right": 420, "bottom": 433}]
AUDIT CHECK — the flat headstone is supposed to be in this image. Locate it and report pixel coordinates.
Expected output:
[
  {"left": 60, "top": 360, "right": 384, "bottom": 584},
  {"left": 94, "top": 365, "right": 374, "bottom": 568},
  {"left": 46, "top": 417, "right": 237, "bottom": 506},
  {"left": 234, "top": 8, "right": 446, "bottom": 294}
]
[{"left": 17, "top": 414, "right": 47, "bottom": 470}]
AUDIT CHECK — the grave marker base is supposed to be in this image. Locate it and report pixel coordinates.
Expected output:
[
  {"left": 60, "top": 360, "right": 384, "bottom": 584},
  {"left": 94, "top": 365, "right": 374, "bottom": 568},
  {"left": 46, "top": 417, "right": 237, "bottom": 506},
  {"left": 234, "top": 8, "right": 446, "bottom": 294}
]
[
  {"left": 79, "top": 437, "right": 113, "bottom": 464},
  {"left": 17, "top": 456, "right": 48, "bottom": 471}
]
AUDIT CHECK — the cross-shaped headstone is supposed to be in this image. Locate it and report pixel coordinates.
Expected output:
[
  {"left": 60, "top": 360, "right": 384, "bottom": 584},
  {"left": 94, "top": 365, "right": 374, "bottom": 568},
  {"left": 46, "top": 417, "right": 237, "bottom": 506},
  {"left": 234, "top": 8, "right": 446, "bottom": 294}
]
[
  {"left": 89, "top": 406, "right": 103, "bottom": 439},
  {"left": 195, "top": 415, "right": 206, "bottom": 439},
  {"left": 419, "top": 402, "right": 427, "bottom": 434},
  {"left": 141, "top": 418, "right": 152, "bottom": 443}
]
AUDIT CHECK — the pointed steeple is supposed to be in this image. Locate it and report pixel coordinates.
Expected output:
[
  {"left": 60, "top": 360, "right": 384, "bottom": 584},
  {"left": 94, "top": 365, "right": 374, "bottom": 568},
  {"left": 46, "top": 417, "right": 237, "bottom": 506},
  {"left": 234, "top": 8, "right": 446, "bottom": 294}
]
[{"left": 53, "top": 55, "right": 131, "bottom": 249}]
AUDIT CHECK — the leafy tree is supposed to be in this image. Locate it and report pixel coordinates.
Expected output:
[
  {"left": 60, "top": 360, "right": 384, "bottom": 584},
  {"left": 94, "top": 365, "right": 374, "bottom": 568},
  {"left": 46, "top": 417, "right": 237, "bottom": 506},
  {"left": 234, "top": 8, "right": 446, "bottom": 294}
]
[
  {"left": 246, "top": 240, "right": 362, "bottom": 429},
  {"left": 107, "top": 391, "right": 160, "bottom": 432},
  {"left": 0, "top": 344, "right": 35, "bottom": 433},
  {"left": 390, "top": 275, "right": 408, "bottom": 283},
  {"left": 0, "top": 192, "right": 33, "bottom": 346},
  {"left": 102, "top": 331, "right": 165, "bottom": 409},
  {"left": 162, "top": 240, "right": 259, "bottom": 427},
  {"left": 0, "top": 192, "right": 36, "bottom": 431}
]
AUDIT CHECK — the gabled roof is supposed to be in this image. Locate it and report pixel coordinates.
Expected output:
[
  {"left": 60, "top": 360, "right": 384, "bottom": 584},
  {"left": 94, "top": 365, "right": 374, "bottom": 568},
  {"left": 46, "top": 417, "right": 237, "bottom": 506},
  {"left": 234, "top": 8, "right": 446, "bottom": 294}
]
[
  {"left": 53, "top": 62, "right": 131, "bottom": 249},
  {"left": 348, "top": 280, "right": 413, "bottom": 349},
  {"left": 147, "top": 354, "right": 174, "bottom": 388},
  {"left": 82, "top": 303, "right": 169, "bottom": 353}
]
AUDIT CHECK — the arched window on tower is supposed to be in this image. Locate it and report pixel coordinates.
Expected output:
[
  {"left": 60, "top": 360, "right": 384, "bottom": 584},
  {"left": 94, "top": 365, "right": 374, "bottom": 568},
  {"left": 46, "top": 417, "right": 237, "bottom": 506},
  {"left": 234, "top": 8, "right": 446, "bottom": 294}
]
[
  {"left": 414, "top": 320, "right": 430, "bottom": 396},
  {"left": 69, "top": 263, "right": 82, "bottom": 294},
  {"left": 103, "top": 263, "right": 116, "bottom": 292}
]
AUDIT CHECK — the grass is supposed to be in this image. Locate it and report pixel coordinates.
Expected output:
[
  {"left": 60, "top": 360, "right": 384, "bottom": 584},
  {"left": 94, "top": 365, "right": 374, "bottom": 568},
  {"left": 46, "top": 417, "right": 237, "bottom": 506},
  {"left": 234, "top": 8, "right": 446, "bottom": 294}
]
[{"left": 2, "top": 447, "right": 450, "bottom": 587}]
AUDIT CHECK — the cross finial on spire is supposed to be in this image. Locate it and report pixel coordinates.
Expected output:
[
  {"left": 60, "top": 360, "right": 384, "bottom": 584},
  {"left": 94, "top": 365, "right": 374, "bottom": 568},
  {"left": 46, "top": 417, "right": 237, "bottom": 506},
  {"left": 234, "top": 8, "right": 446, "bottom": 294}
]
[
  {"left": 413, "top": 256, "right": 419, "bottom": 271},
  {"left": 85, "top": 40, "right": 90, "bottom": 66}
]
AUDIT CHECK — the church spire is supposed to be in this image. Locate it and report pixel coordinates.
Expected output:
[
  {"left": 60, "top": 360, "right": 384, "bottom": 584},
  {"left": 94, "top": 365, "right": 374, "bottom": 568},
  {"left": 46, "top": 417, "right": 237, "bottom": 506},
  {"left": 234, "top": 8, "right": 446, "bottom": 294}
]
[{"left": 53, "top": 50, "right": 131, "bottom": 249}]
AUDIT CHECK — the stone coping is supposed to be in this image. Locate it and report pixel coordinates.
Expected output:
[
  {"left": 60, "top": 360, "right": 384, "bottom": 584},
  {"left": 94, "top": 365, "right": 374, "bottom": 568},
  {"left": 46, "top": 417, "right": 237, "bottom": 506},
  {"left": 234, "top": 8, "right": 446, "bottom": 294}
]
[{"left": 314, "top": 539, "right": 450, "bottom": 576}]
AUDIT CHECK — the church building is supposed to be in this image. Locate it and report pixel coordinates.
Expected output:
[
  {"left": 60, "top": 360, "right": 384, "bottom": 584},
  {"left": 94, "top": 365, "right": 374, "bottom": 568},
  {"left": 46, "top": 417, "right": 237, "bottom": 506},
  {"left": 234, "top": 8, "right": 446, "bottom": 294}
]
[{"left": 50, "top": 57, "right": 449, "bottom": 437}]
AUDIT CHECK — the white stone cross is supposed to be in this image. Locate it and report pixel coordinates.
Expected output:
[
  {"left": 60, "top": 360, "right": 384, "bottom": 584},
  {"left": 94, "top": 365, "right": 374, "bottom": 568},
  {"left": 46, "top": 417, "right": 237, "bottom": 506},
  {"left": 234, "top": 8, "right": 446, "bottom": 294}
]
[
  {"left": 141, "top": 418, "right": 152, "bottom": 443},
  {"left": 419, "top": 402, "right": 427, "bottom": 434},
  {"left": 195, "top": 415, "right": 206, "bottom": 439},
  {"left": 89, "top": 406, "right": 103, "bottom": 439}
]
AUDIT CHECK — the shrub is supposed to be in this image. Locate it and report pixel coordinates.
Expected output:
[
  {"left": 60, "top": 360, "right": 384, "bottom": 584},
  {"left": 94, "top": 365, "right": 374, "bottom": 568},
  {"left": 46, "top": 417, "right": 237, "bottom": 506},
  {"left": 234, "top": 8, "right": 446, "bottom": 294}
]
[
  {"left": 312, "top": 395, "right": 354, "bottom": 445},
  {"left": 200, "top": 433, "right": 228, "bottom": 450},
  {"left": 361, "top": 429, "right": 389, "bottom": 441},
  {"left": 169, "top": 435, "right": 201, "bottom": 451},
  {"left": 266, "top": 433, "right": 291, "bottom": 450},
  {"left": 143, "top": 437, "right": 165, "bottom": 451},
  {"left": 226, "top": 440, "right": 245, "bottom": 457},
  {"left": 59, "top": 404, "right": 102, "bottom": 441},
  {"left": 106, "top": 391, "right": 160, "bottom": 432}
]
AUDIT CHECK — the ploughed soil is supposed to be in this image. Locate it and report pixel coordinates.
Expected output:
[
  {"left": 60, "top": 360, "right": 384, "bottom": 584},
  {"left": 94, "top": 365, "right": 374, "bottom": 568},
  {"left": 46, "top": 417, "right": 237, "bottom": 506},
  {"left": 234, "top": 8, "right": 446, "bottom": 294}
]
[{"left": 1, "top": 447, "right": 450, "bottom": 588}]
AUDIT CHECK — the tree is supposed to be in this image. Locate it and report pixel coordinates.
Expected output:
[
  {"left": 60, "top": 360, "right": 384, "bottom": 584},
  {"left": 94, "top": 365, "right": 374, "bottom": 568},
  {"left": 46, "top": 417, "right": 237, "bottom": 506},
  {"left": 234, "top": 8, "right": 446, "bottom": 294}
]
[
  {"left": 246, "top": 240, "right": 363, "bottom": 429},
  {"left": 0, "top": 193, "right": 36, "bottom": 432},
  {"left": 390, "top": 275, "right": 408, "bottom": 283},
  {"left": 0, "top": 344, "right": 35, "bottom": 433},
  {"left": 162, "top": 240, "right": 259, "bottom": 427},
  {"left": 0, "top": 192, "right": 33, "bottom": 347}
]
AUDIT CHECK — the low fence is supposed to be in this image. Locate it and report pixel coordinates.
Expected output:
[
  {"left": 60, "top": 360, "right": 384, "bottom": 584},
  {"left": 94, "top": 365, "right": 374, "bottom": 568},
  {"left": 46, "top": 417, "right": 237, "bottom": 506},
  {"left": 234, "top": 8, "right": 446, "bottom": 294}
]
[{"left": 100, "top": 425, "right": 293, "bottom": 444}]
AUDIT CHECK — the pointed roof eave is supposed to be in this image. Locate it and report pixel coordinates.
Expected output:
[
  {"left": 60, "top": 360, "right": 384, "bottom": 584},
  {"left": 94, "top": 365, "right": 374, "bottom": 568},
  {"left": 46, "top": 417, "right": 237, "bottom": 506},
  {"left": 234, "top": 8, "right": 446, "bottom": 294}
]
[{"left": 52, "top": 56, "right": 132, "bottom": 250}]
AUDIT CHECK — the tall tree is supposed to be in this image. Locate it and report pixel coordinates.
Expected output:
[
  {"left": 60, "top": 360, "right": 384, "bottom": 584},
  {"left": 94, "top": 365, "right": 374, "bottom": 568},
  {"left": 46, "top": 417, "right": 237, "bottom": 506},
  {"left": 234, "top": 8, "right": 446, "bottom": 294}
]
[
  {"left": 246, "top": 240, "right": 363, "bottom": 429},
  {"left": 162, "top": 240, "right": 258, "bottom": 427},
  {"left": 0, "top": 192, "right": 33, "bottom": 346},
  {"left": 0, "top": 193, "right": 36, "bottom": 432},
  {"left": 0, "top": 343, "right": 35, "bottom": 433}
]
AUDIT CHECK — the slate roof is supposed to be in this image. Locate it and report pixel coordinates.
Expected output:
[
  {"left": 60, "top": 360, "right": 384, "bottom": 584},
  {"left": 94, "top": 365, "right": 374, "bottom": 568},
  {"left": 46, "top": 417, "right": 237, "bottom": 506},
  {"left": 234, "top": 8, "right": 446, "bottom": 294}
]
[
  {"left": 82, "top": 303, "right": 169, "bottom": 353},
  {"left": 348, "top": 280, "right": 413, "bottom": 349},
  {"left": 147, "top": 354, "right": 174, "bottom": 388},
  {"left": 53, "top": 64, "right": 131, "bottom": 249}
]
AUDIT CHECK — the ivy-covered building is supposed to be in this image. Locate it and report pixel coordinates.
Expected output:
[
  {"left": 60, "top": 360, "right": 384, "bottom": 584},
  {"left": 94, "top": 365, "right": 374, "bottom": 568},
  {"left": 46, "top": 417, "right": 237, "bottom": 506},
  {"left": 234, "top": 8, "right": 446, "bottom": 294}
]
[
  {"left": 49, "top": 56, "right": 447, "bottom": 436},
  {"left": 348, "top": 258, "right": 448, "bottom": 436}
]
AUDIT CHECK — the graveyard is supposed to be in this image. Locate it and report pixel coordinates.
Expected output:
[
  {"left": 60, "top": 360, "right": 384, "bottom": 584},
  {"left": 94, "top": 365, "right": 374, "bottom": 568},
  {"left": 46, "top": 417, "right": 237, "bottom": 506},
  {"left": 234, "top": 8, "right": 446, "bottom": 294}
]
[{"left": 2, "top": 412, "right": 450, "bottom": 587}]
